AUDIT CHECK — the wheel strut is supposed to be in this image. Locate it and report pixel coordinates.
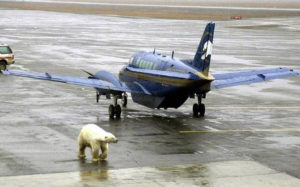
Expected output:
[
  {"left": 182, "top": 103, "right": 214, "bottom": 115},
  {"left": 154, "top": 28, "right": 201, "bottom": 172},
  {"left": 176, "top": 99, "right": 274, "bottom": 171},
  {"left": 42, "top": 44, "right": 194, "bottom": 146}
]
[
  {"left": 122, "top": 93, "right": 128, "bottom": 107},
  {"left": 96, "top": 92, "right": 100, "bottom": 103}
]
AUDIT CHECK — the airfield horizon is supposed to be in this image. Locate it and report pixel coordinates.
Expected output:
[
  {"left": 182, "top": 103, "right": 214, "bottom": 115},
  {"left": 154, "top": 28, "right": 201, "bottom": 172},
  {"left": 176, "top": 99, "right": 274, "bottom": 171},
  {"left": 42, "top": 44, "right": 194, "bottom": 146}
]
[{"left": 0, "top": 0, "right": 300, "bottom": 20}]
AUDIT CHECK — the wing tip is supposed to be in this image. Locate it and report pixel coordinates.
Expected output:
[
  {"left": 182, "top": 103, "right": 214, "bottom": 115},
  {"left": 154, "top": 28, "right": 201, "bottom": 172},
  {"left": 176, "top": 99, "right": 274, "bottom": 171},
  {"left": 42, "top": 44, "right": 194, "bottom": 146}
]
[
  {"left": 294, "top": 70, "right": 300, "bottom": 75},
  {"left": 288, "top": 68, "right": 300, "bottom": 76}
]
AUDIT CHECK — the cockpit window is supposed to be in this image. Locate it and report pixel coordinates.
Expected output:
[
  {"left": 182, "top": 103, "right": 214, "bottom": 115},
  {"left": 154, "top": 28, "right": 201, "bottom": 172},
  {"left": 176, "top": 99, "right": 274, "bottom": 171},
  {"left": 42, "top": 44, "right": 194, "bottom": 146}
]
[
  {"left": 135, "top": 57, "right": 158, "bottom": 70},
  {"left": 0, "top": 46, "right": 12, "bottom": 54},
  {"left": 129, "top": 57, "right": 134, "bottom": 64}
]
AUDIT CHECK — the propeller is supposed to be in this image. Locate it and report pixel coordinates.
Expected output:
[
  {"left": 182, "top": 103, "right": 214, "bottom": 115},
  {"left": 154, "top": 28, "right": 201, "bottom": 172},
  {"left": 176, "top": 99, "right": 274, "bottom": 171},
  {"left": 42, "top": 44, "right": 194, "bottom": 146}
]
[
  {"left": 82, "top": 70, "right": 100, "bottom": 102},
  {"left": 82, "top": 69, "right": 95, "bottom": 79}
]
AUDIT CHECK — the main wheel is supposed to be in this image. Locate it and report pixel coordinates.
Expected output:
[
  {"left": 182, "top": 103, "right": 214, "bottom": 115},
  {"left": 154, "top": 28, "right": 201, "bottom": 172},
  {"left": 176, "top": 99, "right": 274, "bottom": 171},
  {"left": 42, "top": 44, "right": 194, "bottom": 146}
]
[
  {"left": 199, "top": 104, "right": 205, "bottom": 117},
  {"left": 193, "top": 103, "right": 199, "bottom": 117},
  {"left": 115, "top": 104, "right": 121, "bottom": 119},
  {"left": 122, "top": 95, "right": 127, "bottom": 107},
  {"left": 109, "top": 104, "right": 115, "bottom": 119}
]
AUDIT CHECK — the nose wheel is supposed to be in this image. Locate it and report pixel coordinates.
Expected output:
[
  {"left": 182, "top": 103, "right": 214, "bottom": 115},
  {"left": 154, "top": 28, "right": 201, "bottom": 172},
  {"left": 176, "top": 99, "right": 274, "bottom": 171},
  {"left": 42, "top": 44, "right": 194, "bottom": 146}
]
[
  {"left": 108, "top": 93, "right": 127, "bottom": 119},
  {"left": 193, "top": 94, "right": 205, "bottom": 117},
  {"left": 193, "top": 103, "right": 205, "bottom": 117},
  {"left": 109, "top": 104, "right": 121, "bottom": 119}
]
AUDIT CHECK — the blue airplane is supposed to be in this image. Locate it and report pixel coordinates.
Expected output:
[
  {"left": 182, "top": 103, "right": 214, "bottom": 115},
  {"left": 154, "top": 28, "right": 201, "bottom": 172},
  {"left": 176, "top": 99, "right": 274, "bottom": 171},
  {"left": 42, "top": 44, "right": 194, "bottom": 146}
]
[{"left": 1, "top": 22, "right": 299, "bottom": 119}]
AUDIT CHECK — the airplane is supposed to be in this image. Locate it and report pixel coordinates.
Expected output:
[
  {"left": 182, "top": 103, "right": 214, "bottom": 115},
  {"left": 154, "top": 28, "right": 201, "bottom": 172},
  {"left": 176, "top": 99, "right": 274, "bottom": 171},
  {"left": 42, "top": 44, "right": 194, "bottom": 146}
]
[{"left": 1, "top": 22, "right": 299, "bottom": 119}]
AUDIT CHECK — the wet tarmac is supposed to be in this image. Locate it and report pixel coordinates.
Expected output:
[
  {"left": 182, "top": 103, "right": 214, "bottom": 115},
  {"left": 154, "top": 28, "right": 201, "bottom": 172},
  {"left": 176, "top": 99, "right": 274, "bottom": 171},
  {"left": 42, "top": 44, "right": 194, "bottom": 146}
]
[
  {"left": 0, "top": 161, "right": 299, "bottom": 186},
  {"left": 0, "top": 9, "right": 300, "bottom": 184}
]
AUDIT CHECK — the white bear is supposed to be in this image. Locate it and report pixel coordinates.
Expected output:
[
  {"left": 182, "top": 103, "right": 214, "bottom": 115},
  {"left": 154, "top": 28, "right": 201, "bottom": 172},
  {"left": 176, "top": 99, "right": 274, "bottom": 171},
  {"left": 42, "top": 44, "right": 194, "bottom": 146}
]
[{"left": 78, "top": 124, "right": 118, "bottom": 162}]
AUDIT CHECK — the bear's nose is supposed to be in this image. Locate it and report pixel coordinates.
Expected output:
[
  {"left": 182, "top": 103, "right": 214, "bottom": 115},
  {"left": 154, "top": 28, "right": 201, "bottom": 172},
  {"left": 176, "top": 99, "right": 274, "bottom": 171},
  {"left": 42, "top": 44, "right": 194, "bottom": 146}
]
[{"left": 115, "top": 139, "right": 118, "bottom": 143}]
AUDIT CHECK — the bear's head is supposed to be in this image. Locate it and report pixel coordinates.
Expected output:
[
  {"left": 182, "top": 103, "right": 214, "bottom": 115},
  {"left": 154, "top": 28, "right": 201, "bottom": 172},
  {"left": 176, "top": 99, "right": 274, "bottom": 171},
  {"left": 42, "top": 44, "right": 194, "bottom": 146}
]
[{"left": 104, "top": 133, "right": 118, "bottom": 143}]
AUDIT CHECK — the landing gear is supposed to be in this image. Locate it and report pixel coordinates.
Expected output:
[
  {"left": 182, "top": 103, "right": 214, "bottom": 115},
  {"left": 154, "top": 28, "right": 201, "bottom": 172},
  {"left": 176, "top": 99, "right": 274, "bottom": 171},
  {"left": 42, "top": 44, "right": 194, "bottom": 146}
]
[
  {"left": 193, "top": 94, "right": 205, "bottom": 117},
  {"left": 96, "top": 92, "right": 100, "bottom": 103},
  {"left": 193, "top": 103, "right": 199, "bottom": 117},
  {"left": 109, "top": 104, "right": 115, "bottom": 119},
  {"left": 121, "top": 94, "right": 127, "bottom": 107},
  {"left": 108, "top": 93, "right": 126, "bottom": 119},
  {"left": 115, "top": 104, "right": 121, "bottom": 118},
  {"left": 109, "top": 104, "right": 121, "bottom": 119}
]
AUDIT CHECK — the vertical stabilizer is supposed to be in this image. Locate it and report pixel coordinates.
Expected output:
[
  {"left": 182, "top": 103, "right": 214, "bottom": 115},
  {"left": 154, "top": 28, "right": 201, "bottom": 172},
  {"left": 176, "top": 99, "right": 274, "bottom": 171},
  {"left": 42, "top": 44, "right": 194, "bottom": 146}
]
[{"left": 193, "top": 22, "right": 215, "bottom": 76}]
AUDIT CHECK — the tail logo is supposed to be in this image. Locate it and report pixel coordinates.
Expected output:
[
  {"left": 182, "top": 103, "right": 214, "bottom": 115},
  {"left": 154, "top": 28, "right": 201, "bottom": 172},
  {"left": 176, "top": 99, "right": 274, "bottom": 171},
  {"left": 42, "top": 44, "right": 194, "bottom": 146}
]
[{"left": 201, "top": 40, "right": 213, "bottom": 61}]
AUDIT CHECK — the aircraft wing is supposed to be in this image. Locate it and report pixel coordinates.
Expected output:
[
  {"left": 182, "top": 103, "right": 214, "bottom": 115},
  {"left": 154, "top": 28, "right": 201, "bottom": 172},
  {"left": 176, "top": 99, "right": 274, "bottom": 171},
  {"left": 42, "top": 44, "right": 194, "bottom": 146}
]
[
  {"left": 211, "top": 67, "right": 299, "bottom": 89},
  {"left": 1, "top": 70, "right": 145, "bottom": 94}
]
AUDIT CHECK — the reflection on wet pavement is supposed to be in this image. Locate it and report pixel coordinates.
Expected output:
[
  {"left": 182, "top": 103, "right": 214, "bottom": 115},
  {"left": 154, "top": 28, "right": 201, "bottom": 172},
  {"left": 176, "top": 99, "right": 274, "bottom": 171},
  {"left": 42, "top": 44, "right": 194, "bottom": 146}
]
[{"left": 0, "top": 161, "right": 299, "bottom": 186}]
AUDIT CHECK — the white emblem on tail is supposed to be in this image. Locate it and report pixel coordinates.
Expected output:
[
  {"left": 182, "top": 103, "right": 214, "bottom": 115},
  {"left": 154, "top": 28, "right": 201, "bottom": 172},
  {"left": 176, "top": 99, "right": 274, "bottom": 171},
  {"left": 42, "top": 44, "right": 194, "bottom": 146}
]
[{"left": 201, "top": 40, "right": 213, "bottom": 61}]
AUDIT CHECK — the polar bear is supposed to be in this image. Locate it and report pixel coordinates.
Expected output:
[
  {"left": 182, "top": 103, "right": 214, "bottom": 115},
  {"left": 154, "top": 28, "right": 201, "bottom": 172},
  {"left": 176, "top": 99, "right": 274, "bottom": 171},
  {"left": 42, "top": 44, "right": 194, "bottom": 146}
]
[{"left": 78, "top": 124, "right": 118, "bottom": 162}]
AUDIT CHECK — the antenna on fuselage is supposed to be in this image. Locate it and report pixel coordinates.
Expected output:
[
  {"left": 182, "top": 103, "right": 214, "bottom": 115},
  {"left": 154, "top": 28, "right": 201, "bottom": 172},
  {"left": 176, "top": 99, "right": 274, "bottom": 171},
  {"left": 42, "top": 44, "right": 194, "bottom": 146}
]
[
  {"left": 153, "top": 48, "right": 156, "bottom": 54},
  {"left": 171, "top": 51, "right": 174, "bottom": 59}
]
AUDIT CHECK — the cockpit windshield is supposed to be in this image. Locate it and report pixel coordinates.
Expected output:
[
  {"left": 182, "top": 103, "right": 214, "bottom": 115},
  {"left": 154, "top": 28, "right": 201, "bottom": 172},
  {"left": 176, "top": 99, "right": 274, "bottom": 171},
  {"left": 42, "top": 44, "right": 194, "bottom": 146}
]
[{"left": 129, "top": 57, "right": 134, "bottom": 64}]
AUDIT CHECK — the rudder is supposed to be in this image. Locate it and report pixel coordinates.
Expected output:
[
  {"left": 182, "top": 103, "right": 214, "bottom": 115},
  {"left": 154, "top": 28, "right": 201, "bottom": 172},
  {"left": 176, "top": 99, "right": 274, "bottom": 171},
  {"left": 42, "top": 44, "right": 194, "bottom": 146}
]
[{"left": 192, "top": 22, "right": 215, "bottom": 76}]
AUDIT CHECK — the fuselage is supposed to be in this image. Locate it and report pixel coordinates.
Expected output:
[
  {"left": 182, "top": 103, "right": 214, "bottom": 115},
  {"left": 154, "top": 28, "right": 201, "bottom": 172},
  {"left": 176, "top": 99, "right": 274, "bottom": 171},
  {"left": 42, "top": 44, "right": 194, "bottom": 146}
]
[{"left": 119, "top": 51, "right": 214, "bottom": 109}]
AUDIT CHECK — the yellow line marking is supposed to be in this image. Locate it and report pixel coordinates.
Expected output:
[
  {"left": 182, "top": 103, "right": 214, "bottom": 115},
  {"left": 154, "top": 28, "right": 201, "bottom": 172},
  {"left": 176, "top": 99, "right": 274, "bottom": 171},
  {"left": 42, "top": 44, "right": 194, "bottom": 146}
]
[
  {"left": 207, "top": 106, "right": 300, "bottom": 110},
  {"left": 180, "top": 128, "right": 300, "bottom": 134}
]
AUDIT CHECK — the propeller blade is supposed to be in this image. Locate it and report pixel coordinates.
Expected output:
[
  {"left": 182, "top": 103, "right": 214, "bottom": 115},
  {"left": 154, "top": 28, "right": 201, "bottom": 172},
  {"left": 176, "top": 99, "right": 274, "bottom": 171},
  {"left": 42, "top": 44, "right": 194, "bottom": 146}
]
[{"left": 81, "top": 69, "right": 94, "bottom": 77}]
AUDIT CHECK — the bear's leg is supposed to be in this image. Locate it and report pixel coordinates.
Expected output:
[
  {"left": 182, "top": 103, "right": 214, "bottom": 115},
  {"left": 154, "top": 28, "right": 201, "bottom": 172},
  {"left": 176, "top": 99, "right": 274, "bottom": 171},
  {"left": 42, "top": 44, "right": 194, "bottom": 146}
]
[
  {"left": 91, "top": 142, "right": 100, "bottom": 162},
  {"left": 78, "top": 136, "right": 86, "bottom": 159},
  {"left": 99, "top": 143, "right": 109, "bottom": 160},
  {"left": 78, "top": 144, "right": 86, "bottom": 159}
]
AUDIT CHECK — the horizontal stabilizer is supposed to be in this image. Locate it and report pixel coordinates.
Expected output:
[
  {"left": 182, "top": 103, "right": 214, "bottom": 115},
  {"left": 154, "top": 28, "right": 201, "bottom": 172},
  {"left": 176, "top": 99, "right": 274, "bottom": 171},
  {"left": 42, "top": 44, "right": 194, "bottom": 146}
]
[{"left": 211, "top": 67, "right": 299, "bottom": 89}]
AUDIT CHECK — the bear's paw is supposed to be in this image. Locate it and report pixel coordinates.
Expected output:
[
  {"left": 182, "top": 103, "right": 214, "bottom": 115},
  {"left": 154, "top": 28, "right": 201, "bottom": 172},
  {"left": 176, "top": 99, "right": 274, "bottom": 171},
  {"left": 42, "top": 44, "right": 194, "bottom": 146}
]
[
  {"left": 78, "top": 153, "right": 86, "bottom": 159},
  {"left": 92, "top": 158, "right": 100, "bottom": 162}
]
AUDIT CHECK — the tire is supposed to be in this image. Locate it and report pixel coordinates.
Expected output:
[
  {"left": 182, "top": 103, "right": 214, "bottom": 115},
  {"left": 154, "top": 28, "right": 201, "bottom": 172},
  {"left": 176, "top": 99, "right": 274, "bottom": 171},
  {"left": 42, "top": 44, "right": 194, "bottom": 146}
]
[
  {"left": 193, "top": 103, "right": 199, "bottom": 117},
  {"left": 0, "top": 63, "right": 6, "bottom": 71},
  {"left": 122, "top": 95, "right": 127, "bottom": 107},
  {"left": 115, "top": 104, "right": 121, "bottom": 119},
  {"left": 199, "top": 104, "right": 205, "bottom": 117},
  {"left": 109, "top": 104, "right": 115, "bottom": 119}
]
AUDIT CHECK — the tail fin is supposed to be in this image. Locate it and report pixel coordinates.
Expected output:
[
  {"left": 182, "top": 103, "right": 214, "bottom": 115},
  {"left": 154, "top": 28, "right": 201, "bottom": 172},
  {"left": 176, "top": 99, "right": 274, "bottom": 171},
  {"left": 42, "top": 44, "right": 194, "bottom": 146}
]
[{"left": 192, "top": 22, "right": 215, "bottom": 76}]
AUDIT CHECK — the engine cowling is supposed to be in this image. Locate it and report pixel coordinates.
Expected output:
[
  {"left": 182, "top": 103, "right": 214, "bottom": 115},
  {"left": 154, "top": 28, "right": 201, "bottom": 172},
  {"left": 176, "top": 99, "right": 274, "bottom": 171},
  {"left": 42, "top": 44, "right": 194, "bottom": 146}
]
[{"left": 94, "top": 70, "right": 122, "bottom": 87}]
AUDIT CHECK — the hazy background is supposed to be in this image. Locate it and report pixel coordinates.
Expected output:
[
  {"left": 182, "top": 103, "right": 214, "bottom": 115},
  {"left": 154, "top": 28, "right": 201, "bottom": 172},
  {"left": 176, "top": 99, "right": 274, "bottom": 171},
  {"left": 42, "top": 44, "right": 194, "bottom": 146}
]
[{"left": 13, "top": 0, "right": 300, "bottom": 8}]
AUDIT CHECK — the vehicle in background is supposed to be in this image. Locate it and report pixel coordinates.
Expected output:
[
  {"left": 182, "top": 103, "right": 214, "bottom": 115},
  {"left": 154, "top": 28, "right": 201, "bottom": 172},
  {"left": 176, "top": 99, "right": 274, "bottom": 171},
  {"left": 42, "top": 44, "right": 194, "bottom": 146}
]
[
  {"left": 0, "top": 44, "right": 15, "bottom": 70},
  {"left": 231, "top": 16, "right": 242, "bottom": 20}
]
